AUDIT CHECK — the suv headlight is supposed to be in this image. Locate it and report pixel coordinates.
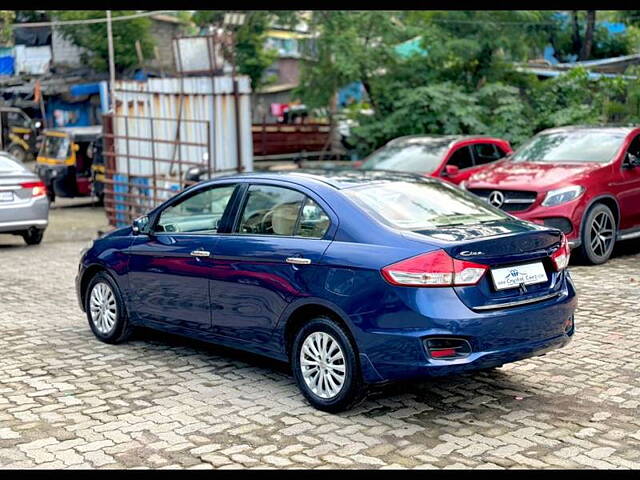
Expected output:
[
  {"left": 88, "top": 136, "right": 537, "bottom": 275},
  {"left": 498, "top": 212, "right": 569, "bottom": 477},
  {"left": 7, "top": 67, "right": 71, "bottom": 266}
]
[{"left": 542, "top": 185, "right": 585, "bottom": 207}]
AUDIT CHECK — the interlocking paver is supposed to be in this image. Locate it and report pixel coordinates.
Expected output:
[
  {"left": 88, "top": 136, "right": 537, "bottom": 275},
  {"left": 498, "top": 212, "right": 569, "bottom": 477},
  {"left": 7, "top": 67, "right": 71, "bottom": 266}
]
[{"left": 1, "top": 233, "right": 640, "bottom": 468}]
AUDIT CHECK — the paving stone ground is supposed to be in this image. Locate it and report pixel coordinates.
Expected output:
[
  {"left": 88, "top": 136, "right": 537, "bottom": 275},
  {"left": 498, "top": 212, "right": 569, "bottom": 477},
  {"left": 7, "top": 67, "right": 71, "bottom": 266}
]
[{"left": 1, "top": 205, "right": 639, "bottom": 469}]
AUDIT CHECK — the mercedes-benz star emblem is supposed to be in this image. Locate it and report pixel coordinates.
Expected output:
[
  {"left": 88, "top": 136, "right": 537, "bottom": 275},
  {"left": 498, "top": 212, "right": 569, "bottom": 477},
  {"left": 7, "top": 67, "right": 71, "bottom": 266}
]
[{"left": 488, "top": 190, "right": 505, "bottom": 208}]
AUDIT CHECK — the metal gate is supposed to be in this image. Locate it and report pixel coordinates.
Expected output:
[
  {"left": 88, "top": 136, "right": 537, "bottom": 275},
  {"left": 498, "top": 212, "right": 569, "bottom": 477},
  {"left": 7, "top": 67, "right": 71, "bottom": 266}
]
[
  {"left": 102, "top": 75, "right": 253, "bottom": 227},
  {"left": 102, "top": 113, "right": 216, "bottom": 227}
]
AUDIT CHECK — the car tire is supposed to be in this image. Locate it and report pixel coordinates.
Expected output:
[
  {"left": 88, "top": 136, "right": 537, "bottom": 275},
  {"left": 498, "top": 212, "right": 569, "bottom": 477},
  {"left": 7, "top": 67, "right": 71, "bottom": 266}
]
[
  {"left": 8, "top": 144, "right": 27, "bottom": 163},
  {"left": 291, "top": 316, "right": 365, "bottom": 413},
  {"left": 85, "top": 271, "right": 133, "bottom": 344},
  {"left": 22, "top": 228, "right": 44, "bottom": 245},
  {"left": 579, "top": 203, "right": 616, "bottom": 265}
]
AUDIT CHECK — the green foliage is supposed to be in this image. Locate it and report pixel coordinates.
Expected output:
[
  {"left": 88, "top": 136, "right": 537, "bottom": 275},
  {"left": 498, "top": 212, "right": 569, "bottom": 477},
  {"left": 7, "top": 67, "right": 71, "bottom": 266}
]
[
  {"left": 297, "top": 10, "right": 640, "bottom": 156},
  {"left": 295, "top": 11, "right": 406, "bottom": 110},
  {"left": 350, "top": 83, "right": 485, "bottom": 154},
  {"left": 0, "top": 10, "right": 15, "bottom": 46},
  {"left": 52, "top": 11, "right": 155, "bottom": 72}
]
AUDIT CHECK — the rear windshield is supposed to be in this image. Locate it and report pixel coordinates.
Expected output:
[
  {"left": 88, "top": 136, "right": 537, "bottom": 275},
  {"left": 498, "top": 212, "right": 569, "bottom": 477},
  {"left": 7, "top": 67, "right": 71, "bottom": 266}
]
[
  {"left": 344, "top": 181, "right": 507, "bottom": 230},
  {"left": 360, "top": 142, "right": 449, "bottom": 173},
  {"left": 0, "top": 155, "right": 25, "bottom": 173},
  {"left": 511, "top": 131, "right": 626, "bottom": 163}
]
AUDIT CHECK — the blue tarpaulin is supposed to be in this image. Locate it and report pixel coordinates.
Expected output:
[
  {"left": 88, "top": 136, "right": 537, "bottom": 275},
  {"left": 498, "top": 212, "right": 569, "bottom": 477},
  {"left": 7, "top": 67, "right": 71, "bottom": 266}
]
[
  {"left": 0, "top": 56, "right": 14, "bottom": 76},
  {"left": 70, "top": 82, "right": 102, "bottom": 97}
]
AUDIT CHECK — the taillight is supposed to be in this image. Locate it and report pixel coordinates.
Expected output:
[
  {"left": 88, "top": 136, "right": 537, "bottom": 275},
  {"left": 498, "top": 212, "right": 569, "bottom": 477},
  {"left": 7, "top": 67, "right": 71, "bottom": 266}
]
[
  {"left": 550, "top": 233, "right": 570, "bottom": 270},
  {"left": 20, "top": 181, "right": 47, "bottom": 198},
  {"left": 381, "top": 249, "right": 488, "bottom": 287}
]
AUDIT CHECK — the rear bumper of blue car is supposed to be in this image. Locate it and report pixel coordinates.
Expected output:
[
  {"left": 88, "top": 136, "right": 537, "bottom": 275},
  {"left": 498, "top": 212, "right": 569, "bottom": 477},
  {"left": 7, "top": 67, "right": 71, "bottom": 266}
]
[{"left": 354, "top": 275, "right": 577, "bottom": 384}]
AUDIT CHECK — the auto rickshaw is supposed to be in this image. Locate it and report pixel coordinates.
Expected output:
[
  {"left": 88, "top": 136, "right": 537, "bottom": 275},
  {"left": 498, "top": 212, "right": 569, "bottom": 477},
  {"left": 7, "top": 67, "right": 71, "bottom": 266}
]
[
  {"left": 0, "top": 107, "right": 42, "bottom": 163},
  {"left": 35, "top": 126, "right": 104, "bottom": 203}
]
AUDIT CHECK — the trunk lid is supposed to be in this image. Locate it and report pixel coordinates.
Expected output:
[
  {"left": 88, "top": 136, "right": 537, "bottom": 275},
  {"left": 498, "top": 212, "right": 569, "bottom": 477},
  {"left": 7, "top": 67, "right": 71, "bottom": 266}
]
[{"left": 403, "top": 220, "right": 565, "bottom": 311}]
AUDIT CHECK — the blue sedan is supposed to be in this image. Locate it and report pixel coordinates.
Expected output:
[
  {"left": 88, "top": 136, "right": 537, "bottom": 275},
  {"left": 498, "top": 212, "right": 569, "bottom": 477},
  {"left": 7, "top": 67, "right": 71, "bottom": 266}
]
[{"left": 76, "top": 171, "right": 577, "bottom": 412}]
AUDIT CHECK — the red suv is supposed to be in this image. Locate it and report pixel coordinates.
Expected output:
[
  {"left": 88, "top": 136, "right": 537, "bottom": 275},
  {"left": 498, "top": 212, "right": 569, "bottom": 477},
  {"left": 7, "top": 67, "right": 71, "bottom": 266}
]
[
  {"left": 464, "top": 126, "right": 640, "bottom": 264},
  {"left": 359, "top": 135, "right": 512, "bottom": 184}
]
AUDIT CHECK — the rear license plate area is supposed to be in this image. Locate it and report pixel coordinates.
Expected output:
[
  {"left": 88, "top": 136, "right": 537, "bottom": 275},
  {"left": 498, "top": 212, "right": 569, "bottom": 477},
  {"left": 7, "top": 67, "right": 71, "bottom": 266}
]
[
  {"left": 490, "top": 261, "right": 548, "bottom": 291},
  {"left": 0, "top": 191, "right": 14, "bottom": 202}
]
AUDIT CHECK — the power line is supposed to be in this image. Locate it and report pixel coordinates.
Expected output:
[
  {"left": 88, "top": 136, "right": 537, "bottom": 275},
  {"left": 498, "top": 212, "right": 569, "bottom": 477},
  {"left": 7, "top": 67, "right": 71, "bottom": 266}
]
[{"left": 10, "top": 10, "right": 179, "bottom": 28}]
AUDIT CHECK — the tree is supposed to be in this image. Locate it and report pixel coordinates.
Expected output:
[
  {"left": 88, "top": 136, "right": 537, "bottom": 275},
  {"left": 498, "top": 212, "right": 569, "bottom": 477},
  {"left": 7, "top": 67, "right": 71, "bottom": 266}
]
[
  {"left": 51, "top": 10, "right": 155, "bottom": 72},
  {"left": 192, "top": 10, "right": 299, "bottom": 89},
  {"left": 296, "top": 11, "right": 407, "bottom": 111},
  {"left": 579, "top": 10, "right": 596, "bottom": 60},
  {"left": 0, "top": 10, "right": 15, "bottom": 46}
]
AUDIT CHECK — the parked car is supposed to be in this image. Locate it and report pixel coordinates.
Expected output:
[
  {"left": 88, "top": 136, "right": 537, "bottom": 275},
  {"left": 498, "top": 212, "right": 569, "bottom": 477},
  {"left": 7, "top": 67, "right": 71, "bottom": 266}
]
[
  {"left": 76, "top": 170, "right": 576, "bottom": 412},
  {"left": 463, "top": 125, "right": 640, "bottom": 265},
  {"left": 359, "top": 135, "right": 512, "bottom": 184},
  {"left": 0, "top": 151, "right": 49, "bottom": 245}
]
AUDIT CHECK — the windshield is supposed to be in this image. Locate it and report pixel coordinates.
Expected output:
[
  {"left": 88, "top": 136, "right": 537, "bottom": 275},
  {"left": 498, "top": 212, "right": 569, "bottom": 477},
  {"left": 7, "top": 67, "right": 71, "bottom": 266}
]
[
  {"left": 360, "top": 142, "right": 449, "bottom": 173},
  {"left": 41, "top": 135, "right": 71, "bottom": 160},
  {"left": 511, "top": 131, "right": 626, "bottom": 164},
  {"left": 345, "top": 181, "right": 506, "bottom": 230},
  {"left": 0, "top": 155, "right": 25, "bottom": 173}
]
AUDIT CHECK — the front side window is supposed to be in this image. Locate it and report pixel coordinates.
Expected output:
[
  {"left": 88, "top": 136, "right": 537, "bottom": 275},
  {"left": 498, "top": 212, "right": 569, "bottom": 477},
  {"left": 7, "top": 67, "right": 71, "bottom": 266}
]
[
  {"left": 156, "top": 184, "right": 236, "bottom": 234},
  {"left": 237, "top": 185, "right": 331, "bottom": 238},
  {"left": 345, "top": 180, "right": 506, "bottom": 230},
  {"left": 511, "top": 131, "right": 626, "bottom": 164},
  {"left": 447, "top": 146, "right": 474, "bottom": 170}
]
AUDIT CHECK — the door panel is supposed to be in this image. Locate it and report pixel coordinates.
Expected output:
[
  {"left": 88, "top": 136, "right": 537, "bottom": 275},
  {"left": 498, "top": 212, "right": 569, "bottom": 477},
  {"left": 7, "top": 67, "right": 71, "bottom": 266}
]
[
  {"left": 126, "top": 183, "right": 238, "bottom": 330},
  {"left": 127, "top": 234, "right": 217, "bottom": 330},
  {"left": 210, "top": 236, "right": 331, "bottom": 344},
  {"left": 209, "top": 184, "right": 334, "bottom": 345}
]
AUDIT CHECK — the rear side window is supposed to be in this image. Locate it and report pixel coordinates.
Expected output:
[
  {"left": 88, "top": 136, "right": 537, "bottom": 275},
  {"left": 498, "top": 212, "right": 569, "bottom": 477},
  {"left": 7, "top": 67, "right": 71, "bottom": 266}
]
[
  {"left": 345, "top": 180, "right": 506, "bottom": 230},
  {"left": 237, "top": 185, "right": 331, "bottom": 238},
  {"left": 297, "top": 198, "right": 330, "bottom": 238}
]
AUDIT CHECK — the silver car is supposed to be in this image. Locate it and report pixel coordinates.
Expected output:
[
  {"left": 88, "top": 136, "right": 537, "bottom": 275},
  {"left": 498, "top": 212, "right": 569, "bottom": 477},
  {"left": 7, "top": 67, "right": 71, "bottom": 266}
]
[{"left": 0, "top": 152, "right": 49, "bottom": 245}]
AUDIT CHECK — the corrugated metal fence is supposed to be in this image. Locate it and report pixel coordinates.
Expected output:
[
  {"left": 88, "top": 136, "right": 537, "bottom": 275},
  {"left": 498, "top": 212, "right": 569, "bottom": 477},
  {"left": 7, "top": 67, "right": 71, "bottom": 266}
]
[{"left": 103, "top": 76, "right": 253, "bottom": 227}]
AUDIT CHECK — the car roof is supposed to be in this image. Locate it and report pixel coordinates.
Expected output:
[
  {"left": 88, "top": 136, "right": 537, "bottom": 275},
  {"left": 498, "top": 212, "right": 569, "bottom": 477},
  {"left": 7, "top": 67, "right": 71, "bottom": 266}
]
[
  {"left": 208, "top": 169, "right": 435, "bottom": 190},
  {"left": 386, "top": 134, "right": 503, "bottom": 147},
  {"left": 540, "top": 124, "right": 639, "bottom": 135}
]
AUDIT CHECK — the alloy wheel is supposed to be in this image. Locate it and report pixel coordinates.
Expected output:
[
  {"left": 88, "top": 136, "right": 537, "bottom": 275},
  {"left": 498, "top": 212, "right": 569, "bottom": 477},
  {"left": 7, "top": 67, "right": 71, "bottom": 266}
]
[
  {"left": 300, "top": 332, "right": 346, "bottom": 399},
  {"left": 89, "top": 282, "right": 118, "bottom": 335},
  {"left": 588, "top": 210, "right": 615, "bottom": 259}
]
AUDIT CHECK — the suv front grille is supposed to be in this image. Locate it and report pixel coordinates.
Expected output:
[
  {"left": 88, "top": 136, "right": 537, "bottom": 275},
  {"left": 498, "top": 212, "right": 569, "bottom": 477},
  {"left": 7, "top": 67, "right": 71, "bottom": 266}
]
[{"left": 468, "top": 189, "right": 538, "bottom": 212}]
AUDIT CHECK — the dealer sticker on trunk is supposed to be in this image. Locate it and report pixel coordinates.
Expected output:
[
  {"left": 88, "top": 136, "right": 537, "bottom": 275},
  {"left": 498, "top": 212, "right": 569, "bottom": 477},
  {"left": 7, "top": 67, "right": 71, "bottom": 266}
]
[{"left": 490, "top": 262, "right": 548, "bottom": 291}]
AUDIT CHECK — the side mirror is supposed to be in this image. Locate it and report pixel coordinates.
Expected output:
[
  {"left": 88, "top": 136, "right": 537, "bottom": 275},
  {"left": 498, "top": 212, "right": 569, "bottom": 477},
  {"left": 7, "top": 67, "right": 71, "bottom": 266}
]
[
  {"left": 72, "top": 143, "right": 80, "bottom": 152},
  {"left": 444, "top": 164, "right": 460, "bottom": 177},
  {"left": 625, "top": 153, "right": 640, "bottom": 169},
  {"left": 132, "top": 215, "right": 150, "bottom": 235}
]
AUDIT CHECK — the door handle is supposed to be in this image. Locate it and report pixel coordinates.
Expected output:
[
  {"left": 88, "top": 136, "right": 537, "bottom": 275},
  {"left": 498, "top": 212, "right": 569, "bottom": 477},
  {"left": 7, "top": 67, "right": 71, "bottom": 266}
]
[
  {"left": 190, "top": 250, "right": 211, "bottom": 257},
  {"left": 286, "top": 257, "right": 311, "bottom": 265}
]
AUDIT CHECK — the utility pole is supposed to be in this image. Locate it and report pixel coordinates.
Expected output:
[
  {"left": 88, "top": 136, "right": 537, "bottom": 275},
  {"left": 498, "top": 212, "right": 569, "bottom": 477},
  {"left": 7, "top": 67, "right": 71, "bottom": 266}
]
[{"left": 106, "top": 10, "right": 116, "bottom": 110}]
